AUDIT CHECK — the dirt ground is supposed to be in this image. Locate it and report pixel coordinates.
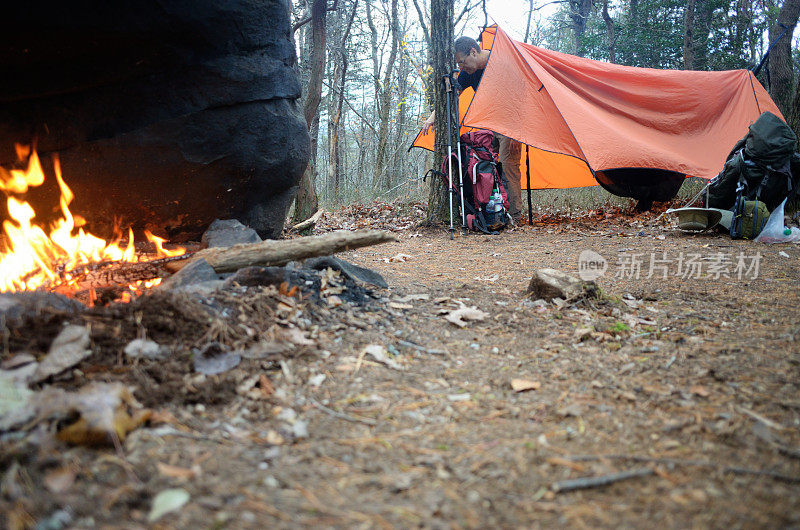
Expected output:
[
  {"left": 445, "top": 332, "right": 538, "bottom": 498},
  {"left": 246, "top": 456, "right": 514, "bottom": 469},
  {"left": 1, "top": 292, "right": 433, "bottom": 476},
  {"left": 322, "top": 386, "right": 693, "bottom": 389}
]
[{"left": 2, "top": 203, "right": 800, "bottom": 529}]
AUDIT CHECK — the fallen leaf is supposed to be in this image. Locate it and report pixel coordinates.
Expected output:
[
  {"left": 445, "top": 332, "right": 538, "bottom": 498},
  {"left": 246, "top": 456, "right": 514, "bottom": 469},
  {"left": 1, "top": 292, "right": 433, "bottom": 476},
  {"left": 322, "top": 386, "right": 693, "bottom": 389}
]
[
  {"left": 279, "top": 327, "right": 316, "bottom": 346},
  {"left": 32, "top": 325, "right": 91, "bottom": 383},
  {"left": 157, "top": 463, "right": 197, "bottom": 480},
  {"left": 192, "top": 342, "right": 241, "bottom": 375},
  {"left": 124, "top": 339, "right": 165, "bottom": 360},
  {"left": 394, "top": 294, "right": 430, "bottom": 303},
  {"left": 0, "top": 368, "right": 35, "bottom": 430},
  {"left": 511, "top": 379, "right": 541, "bottom": 392},
  {"left": 148, "top": 488, "right": 190, "bottom": 523},
  {"left": 444, "top": 306, "right": 489, "bottom": 327},
  {"left": 44, "top": 466, "right": 77, "bottom": 494},
  {"left": 690, "top": 385, "right": 710, "bottom": 398},
  {"left": 34, "top": 382, "right": 151, "bottom": 446},
  {"left": 384, "top": 253, "right": 413, "bottom": 263},
  {"left": 1, "top": 353, "right": 36, "bottom": 371},
  {"left": 362, "top": 344, "right": 403, "bottom": 370},
  {"left": 546, "top": 457, "right": 587, "bottom": 472},
  {"left": 308, "top": 374, "right": 326, "bottom": 387},
  {"left": 574, "top": 327, "right": 593, "bottom": 341},
  {"left": 258, "top": 374, "right": 275, "bottom": 397}
]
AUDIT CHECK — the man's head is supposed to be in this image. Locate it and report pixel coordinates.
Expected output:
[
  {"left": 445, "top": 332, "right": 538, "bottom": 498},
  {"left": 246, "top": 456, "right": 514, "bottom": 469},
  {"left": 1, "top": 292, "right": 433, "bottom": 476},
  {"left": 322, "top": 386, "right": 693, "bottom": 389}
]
[{"left": 454, "top": 36, "right": 485, "bottom": 74}]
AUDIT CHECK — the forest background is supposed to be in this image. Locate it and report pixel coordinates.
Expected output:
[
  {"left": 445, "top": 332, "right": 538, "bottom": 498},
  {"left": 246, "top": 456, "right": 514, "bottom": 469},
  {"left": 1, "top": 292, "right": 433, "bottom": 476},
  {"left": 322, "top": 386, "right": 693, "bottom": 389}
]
[{"left": 289, "top": 0, "right": 800, "bottom": 223}]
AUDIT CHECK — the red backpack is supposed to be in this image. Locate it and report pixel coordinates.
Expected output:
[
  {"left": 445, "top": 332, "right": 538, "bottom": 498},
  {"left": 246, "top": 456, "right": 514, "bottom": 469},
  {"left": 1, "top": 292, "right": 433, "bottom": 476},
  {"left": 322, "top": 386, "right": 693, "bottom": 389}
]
[{"left": 438, "top": 129, "right": 510, "bottom": 233}]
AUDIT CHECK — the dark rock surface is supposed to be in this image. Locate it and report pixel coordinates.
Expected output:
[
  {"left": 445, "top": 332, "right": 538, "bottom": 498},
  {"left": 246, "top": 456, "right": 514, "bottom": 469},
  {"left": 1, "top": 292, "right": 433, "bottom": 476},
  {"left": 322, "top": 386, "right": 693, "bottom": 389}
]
[
  {"left": 304, "top": 257, "right": 389, "bottom": 289},
  {"left": 0, "top": 292, "right": 85, "bottom": 329},
  {"left": 0, "top": 0, "right": 309, "bottom": 241},
  {"left": 201, "top": 219, "right": 262, "bottom": 249},
  {"left": 159, "top": 259, "right": 221, "bottom": 291}
]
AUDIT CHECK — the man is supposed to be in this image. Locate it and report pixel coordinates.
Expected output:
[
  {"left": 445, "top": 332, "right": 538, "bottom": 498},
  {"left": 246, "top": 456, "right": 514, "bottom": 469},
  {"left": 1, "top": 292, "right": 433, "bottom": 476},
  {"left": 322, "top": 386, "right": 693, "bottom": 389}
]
[{"left": 422, "top": 36, "right": 523, "bottom": 223}]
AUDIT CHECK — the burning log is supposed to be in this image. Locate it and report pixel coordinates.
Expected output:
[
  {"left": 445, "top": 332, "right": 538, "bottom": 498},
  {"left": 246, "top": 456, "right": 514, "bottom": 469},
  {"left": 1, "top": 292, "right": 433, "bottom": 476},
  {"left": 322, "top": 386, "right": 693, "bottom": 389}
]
[{"left": 59, "top": 229, "right": 397, "bottom": 297}]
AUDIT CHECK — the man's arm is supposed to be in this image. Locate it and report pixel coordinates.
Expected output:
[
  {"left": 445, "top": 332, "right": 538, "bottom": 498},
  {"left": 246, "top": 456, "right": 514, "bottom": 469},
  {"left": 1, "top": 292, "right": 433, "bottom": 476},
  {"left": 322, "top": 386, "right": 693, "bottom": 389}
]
[
  {"left": 423, "top": 71, "right": 470, "bottom": 135},
  {"left": 422, "top": 110, "right": 435, "bottom": 135}
]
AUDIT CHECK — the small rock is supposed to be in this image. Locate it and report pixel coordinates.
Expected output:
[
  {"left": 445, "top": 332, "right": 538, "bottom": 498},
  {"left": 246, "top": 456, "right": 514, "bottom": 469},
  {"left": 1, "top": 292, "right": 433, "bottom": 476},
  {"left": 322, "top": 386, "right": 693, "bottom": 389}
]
[
  {"left": 159, "top": 259, "right": 220, "bottom": 290},
  {"left": 291, "top": 420, "right": 309, "bottom": 439},
  {"left": 526, "top": 269, "right": 596, "bottom": 301},
  {"left": 201, "top": 219, "right": 262, "bottom": 248},
  {"left": 124, "top": 339, "right": 167, "bottom": 360}
]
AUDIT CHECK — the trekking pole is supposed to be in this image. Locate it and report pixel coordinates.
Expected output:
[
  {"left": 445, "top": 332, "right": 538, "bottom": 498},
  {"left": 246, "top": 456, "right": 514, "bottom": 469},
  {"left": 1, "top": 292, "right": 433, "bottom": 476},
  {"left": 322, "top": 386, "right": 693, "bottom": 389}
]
[
  {"left": 450, "top": 71, "right": 468, "bottom": 235},
  {"left": 443, "top": 75, "right": 456, "bottom": 240}
]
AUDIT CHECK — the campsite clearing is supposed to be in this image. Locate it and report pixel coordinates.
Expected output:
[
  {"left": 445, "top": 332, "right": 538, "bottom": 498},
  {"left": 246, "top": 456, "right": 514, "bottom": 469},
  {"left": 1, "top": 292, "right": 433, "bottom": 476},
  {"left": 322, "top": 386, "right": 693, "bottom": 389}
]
[{"left": 2, "top": 203, "right": 799, "bottom": 528}]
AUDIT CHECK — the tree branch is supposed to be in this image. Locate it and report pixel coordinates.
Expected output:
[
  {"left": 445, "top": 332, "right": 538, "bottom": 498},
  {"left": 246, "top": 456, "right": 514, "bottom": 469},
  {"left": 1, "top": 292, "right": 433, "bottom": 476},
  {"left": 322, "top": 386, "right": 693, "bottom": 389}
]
[{"left": 293, "top": 0, "right": 340, "bottom": 32}]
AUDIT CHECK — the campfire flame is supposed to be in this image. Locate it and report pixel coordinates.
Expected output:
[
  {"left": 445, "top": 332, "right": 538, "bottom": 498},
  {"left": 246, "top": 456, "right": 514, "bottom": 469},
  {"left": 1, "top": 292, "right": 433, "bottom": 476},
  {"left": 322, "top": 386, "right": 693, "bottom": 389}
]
[{"left": 0, "top": 146, "right": 184, "bottom": 294}]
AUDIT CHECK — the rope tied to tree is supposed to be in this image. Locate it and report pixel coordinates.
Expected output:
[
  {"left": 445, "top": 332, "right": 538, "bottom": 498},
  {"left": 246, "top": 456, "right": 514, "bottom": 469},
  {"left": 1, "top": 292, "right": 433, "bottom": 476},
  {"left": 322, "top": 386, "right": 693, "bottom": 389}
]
[{"left": 752, "top": 22, "right": 796, "bottom": 79}]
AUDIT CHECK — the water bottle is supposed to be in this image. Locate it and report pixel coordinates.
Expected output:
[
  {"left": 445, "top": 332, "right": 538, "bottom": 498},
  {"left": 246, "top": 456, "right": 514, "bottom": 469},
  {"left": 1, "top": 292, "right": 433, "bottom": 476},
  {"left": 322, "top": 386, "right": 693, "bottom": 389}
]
[
  {"left": 486, "top": 197, "right": 495, "bottom": 212},
  {"left": 492, "top": 189, "right": 503, "bottom": 212}
]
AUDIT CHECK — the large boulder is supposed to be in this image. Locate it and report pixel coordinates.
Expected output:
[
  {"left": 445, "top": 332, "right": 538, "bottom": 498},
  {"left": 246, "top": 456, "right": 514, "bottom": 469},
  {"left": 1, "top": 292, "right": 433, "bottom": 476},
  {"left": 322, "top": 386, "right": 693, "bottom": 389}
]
[{"left": 0, "top": 0, "right": 309, "bottom": 241}]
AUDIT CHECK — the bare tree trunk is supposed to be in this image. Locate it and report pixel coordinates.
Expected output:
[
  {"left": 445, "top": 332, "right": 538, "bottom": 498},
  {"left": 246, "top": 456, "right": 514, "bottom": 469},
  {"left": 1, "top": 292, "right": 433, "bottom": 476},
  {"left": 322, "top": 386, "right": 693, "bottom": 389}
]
[
  {"left": 683, "top": 0, "right": 696, "bottom": 69},
  {"left": 424, "top": 0, "right": 453, "bottom": 225},
  {"left": 602, "top": 0, "right": 616, "bottom": 62},
  {"left": 411, "top": 0, "right": 432, "bottom": 50},
  {"left": 524, "top": 0, "right": 534, "bottom": 43},
  {"left": 327, "top": 0, "right": 358, "bottom": 203},
  {"left": 372, "top": 0, "right": 400, "bottom": 190},
  {"left": 791, "top": 74, "right": 800, "bottom": 146},
  {"left": 294, "top": 0, "right": 328, "bottom": 224},
  {"left": 568, "top": 0, "right": 593, "bottom": 56},
  {"left": 690, "top": 0, "right": 715, "bottom": 70},
  {"left": 768, "top": 0, "right": 800, "bottom": 118},
  {"left": 393, "top": 14, "right": 411, "bottom": 196}
]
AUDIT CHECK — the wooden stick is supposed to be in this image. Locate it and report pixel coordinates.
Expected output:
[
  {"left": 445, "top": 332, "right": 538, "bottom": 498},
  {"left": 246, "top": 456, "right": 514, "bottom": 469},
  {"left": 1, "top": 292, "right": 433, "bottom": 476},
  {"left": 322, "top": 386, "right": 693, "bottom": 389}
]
[
  {"left": 291, "top": 209, "right": 324, "bottom": 232},
  {"left": 551, "top": 468, "right": 653, "bottom": 493},
  {"left": 309, "top": 399, "right": 378, "bottom": 426},
  {"left": 165, "top": 229, "right": 397, "bottom": 273},
  {"left": 564, "top": 454, "right": 800, "bottom": 484}
]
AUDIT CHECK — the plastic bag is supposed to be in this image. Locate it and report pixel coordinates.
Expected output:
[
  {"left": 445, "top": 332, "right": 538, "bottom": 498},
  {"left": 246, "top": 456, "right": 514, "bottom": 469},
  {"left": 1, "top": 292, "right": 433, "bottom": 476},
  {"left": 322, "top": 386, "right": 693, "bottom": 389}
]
[{"left": 754, "top": 197, "right": 800, "bottom": 243}]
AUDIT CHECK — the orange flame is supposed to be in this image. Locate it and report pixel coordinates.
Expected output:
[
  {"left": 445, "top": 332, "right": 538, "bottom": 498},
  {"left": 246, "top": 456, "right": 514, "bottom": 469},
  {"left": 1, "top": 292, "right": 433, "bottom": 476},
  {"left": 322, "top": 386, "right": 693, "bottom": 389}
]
[{"left": 0, "top": 146, "right": 184, "bottom": 293}]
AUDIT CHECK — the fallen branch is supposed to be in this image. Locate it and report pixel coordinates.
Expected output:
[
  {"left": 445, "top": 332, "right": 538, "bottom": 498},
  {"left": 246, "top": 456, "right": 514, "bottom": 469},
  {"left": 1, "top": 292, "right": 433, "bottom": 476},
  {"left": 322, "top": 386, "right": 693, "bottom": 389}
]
[
  {"left": 166, "top": 229, "right": 397, "bottom": 273},
  {"left": 564, "top": 454, "right": 800, "bottom": 484},
  {"left": 551, "top": 468, "right": 653, "bottom": 493},
  {"left": 309, "top": 398, "right": 378, "bottom": 426},
  {"left": 50, "top": 254, "right": 190, "bottom": 297},
  {"left": 290, "top": 209, "right": 324, "bottom": 232}
]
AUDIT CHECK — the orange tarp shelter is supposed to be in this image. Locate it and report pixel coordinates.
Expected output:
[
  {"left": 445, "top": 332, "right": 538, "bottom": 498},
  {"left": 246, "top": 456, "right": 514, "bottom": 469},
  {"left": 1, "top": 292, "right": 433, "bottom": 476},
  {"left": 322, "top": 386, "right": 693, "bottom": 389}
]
[{"left": 411, "top": 26, "right": 783, "bottom": 193}]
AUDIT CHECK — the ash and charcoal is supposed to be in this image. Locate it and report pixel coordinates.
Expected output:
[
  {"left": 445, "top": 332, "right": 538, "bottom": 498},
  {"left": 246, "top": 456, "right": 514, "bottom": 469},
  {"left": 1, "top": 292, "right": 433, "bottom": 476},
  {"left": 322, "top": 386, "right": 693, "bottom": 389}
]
[{"left": 222, "top": 257, "right": 386, "bottom": 306}]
